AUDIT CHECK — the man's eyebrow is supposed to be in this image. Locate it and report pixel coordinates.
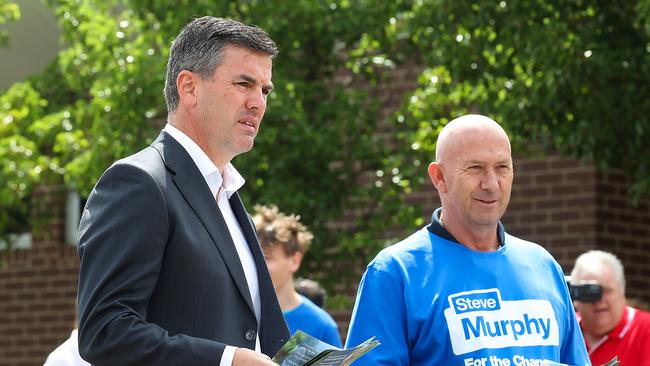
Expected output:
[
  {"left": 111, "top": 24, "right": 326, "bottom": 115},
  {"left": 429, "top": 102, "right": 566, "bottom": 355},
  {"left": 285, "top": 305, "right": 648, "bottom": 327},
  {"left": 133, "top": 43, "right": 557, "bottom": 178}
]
[
  {"left": 463, "top": 159, "right": 512, "bottom": 166},
  {"left": 464, "top": 160, "right": 484, "bottom": 166},
  {"left": 238, "top": 74, "right": 273, "bottom": 90}
]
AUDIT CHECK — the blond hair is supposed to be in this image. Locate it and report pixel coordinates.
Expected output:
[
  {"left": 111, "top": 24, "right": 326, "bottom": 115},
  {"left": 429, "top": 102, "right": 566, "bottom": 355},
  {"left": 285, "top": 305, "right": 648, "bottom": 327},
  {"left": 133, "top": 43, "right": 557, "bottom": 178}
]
[{"left": 253, "top": 204, "right": 314, "bottom": 255}]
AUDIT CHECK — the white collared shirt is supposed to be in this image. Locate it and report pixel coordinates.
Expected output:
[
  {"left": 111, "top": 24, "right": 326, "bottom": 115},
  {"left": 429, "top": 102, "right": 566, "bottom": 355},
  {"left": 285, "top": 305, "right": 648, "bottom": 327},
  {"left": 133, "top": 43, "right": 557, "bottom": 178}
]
[
  {"left": 163, "top": 124, "right": 261, "bottom": 365},
  {"left": 43, "top": 329, "right": 90, "bottom": 366}
]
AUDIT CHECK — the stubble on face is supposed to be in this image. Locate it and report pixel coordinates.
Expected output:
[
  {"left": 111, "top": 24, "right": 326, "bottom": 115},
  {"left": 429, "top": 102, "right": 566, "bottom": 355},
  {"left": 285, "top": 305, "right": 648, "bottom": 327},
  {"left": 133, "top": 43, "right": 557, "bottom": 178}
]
[{"left": 192, "top": 45, "right": 273, "bottom": 169}]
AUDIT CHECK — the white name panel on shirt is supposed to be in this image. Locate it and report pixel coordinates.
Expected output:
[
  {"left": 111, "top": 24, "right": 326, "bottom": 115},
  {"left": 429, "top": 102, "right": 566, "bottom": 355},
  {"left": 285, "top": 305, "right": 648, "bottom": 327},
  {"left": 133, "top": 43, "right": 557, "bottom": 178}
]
[{"left": 443, "top": 288, "right": 559, "bottom": 355}]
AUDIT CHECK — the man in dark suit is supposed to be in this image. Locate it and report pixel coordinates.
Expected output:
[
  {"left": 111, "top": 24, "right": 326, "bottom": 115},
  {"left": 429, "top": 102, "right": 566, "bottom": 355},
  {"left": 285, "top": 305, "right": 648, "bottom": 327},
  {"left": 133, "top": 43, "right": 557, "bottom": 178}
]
[{"left": 76, "top": 16, "right": 288, "bottom": 365}]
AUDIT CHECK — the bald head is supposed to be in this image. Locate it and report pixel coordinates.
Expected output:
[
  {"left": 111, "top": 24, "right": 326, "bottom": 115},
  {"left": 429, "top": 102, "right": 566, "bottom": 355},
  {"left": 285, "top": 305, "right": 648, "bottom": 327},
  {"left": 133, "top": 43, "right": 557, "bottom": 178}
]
[
  {"left": 427, "top": 114, "right": 514, "bottom": 250},
  {"left": 435, "top": 114, "right": 511, "bottom": 164}
]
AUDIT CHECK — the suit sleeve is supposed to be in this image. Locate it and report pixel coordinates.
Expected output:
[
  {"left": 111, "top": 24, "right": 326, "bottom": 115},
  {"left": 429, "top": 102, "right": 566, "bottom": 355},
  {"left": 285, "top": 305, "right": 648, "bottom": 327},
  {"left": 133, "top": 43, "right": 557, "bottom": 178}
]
[
  {"left": 76, "top": 162, "right": 224, "bottom": 365},
  {"left": 345, "top": 262, "right": 409, "bottom": 365}
]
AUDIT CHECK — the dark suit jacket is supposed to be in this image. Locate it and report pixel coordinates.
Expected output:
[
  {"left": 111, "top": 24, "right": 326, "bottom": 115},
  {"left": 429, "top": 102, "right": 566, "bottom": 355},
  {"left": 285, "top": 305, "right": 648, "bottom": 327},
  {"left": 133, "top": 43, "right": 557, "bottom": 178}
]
[{"left": 76, "top": 131, "right": 289, "bottom": 365}]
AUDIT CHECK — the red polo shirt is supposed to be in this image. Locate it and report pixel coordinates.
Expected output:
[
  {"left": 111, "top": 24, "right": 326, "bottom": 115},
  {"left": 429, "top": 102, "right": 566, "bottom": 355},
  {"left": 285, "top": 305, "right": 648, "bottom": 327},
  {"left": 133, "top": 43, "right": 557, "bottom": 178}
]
[{"left": 581, "top": 306, "right": 650, "bottom": 366}]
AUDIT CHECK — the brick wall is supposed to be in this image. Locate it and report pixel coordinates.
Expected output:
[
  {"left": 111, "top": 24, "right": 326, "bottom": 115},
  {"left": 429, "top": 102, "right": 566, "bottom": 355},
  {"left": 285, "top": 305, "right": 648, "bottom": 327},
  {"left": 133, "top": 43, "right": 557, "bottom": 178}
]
[
  {"left": 1, "top": 163, "right": 649, "bottom": 364},
  {"left": 0, "top": 186, "right": 79, "bottom": 366},
  {"left": 503, "top": 157, "right": 650, "bottom": 304},
  {"left": 404, "top": 155, "right": 650, "bottom": 302},
  {"left": 502, "top": 156, "right": 599, "bottom": 267},
  {"left": 333, "top": 156, "right": 650, "bottom": 345},
  {"left": 2, "top": 61, "right": 650, "bottom": 363},
  {"left": 596, "top": 170, "right": 650, "bottom": 302}
]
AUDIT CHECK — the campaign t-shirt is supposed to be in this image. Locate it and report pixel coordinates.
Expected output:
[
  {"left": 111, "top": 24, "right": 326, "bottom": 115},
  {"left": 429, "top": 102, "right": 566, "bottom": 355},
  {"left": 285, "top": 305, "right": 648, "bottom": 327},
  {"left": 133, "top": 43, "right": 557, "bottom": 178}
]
[
  {"left": 285, "top": 295, "right": 342, "bottom": 347},
  {"left": 346, "top": 226, "right": 589, "bottom": 366}
]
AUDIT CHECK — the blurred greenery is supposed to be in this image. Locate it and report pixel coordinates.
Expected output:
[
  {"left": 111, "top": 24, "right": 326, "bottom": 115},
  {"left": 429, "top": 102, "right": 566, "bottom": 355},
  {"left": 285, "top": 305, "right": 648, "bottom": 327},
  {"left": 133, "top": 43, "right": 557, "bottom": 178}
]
[
  {"left": 0, "top": 0, "right": 20, "bottom": 47},
  {"left": 0, "top": 0, "right": 418, "bottom": 289},
  {"left": 1, "top": 1, "right": 650, "bottom": 292},
  {"left": 392, "top": 1, "right": 650, "bottom": 202}
]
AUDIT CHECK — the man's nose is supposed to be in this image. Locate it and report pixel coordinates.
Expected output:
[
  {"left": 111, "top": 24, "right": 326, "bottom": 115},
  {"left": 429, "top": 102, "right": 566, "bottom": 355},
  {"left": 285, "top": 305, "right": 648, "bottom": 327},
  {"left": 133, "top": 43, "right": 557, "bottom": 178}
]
[
  {"left": 246, "top": 89, "right": 267, "bottom": 110},
  {"left": 481, "top": 169, "right": 500, "bottom": 191}
]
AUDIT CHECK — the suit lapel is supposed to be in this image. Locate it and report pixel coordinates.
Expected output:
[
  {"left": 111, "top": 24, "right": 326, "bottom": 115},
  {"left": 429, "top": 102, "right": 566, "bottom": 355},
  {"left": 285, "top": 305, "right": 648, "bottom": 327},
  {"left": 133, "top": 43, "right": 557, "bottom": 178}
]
[
  {"left": 152, "top": 132, "right": 255, "bottom": 314},
  {"left": 229, "top": 192, "right": 269, "bottom": 284},
  {"left": 230, "top": 192, "right": 289, "bottom": 351}
]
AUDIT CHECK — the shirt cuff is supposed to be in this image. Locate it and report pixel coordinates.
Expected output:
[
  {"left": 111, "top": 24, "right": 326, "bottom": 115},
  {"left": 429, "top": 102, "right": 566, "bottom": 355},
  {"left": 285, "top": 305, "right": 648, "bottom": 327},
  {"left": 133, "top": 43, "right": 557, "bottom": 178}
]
[{"left": 219, "top": 346, "right": 236, "bottom": 366}]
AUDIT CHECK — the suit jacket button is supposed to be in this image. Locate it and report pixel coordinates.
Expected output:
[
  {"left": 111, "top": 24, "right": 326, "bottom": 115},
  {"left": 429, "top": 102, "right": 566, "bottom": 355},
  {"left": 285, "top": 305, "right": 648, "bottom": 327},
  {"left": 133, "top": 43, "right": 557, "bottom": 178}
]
[{"left": 245, "top": 330, "right": 256, "bottom": 341}]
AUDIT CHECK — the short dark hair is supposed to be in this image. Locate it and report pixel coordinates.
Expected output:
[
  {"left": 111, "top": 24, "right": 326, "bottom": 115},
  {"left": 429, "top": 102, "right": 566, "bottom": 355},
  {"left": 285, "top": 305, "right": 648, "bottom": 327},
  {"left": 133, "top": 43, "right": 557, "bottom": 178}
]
[
  {"left": 295, "top": 278, "right": 327, "bottom": 308},
  {"left": 163, "top": 16, "right": 278, "bottom": 112}
]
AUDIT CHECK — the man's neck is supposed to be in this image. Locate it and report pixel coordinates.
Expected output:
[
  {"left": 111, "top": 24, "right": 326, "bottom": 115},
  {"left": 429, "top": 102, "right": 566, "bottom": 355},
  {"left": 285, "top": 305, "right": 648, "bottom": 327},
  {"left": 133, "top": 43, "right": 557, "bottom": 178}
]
[
  {"left": 167, "top": 117, "right": 229, "bottom": 172},
  {"left": 441, "top": 217, "right": 499, "bottom": 252}
]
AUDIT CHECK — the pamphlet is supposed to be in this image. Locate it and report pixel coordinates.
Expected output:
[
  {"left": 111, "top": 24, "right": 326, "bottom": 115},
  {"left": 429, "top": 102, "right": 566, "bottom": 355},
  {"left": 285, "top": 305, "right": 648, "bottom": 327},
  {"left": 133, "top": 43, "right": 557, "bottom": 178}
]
[
  {"left": 272, "top": 330, "right": 380, "bottom": 366},
  {"left": 601, "top": 357, "right": 620, "bottom": 366},
  {"left": 541, "top": 356, "right": 619, "bottom": 366}
]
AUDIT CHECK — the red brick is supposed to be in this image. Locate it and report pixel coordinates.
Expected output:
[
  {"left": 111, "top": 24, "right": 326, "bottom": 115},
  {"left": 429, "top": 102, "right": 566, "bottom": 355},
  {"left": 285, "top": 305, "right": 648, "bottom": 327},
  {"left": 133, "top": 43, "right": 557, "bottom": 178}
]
[
  {"left": 605, "top": 224, "right": 628, "bottom": 235},
  {"left": 567, "top": 170, "right": 598, "bottom": 182},
  {"left": 518, "top": 160, "right": 548, "bottom": 171},
  {"left": 516, "top": 187, "right": 549, "bottom": 197},
  {"left": 551, "top": 184, "right": 583, "bottom": 195},
  {"left": 507, "top": 201, "right": 533, "bottom": 211},
  {"left": 536, "top": 173, "right": 564, "bottom": 184},
  {"left": 567, "top": 197, "right": 596, "bottom": 207},
  {"left": 550, "top": 159, "right": 582, "bottom": 170},
  {"left": 551, "top": 211, "right": 582, "bottom": 221},
  {"left": 536, "top": 199, "right": 566, "bottom": 210}
]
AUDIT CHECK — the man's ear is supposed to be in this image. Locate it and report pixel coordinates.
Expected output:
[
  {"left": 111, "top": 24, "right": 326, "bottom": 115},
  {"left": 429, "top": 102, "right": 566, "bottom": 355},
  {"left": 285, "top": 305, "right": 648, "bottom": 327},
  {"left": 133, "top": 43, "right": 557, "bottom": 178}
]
[
  {"left": 176, "top": 70, "right": 198, "bottom": 108},
  {"left": 428, "top": 162, "right": 447, "bottom": 193}
]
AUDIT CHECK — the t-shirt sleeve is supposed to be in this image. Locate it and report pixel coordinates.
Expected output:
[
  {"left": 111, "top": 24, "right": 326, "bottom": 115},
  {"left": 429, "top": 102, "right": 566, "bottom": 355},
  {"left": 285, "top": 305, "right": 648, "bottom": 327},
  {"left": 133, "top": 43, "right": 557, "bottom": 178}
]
[
  {"left": 554, "top": 262, "right": 590, "bottom": 366},
  {"left": 345, "top": 261, "right": 408, "bottom": 365},
  {"left": 322, "top": 320, "right": 343, "bottom": 348}
]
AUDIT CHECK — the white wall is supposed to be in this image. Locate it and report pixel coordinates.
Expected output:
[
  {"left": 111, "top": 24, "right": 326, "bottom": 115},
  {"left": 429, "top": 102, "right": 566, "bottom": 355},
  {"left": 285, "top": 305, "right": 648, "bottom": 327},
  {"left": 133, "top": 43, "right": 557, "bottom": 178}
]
[{"left": 0, "top": 0, "right": 60, "bottom": 90}]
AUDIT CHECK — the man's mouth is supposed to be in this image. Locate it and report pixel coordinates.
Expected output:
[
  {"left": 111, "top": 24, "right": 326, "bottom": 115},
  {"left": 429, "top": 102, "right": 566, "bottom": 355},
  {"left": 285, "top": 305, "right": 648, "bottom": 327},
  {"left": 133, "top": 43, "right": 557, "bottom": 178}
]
[{"left": 239, "top": 120, "right": 255, "bottom": 128}]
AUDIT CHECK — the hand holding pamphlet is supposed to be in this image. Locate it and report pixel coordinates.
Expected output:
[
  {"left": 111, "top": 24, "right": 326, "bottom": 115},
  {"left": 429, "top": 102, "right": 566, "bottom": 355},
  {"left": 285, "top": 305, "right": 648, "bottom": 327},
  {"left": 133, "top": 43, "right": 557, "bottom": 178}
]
[{"left": 272, "top": 330, "right": 380, "bottom": 366}]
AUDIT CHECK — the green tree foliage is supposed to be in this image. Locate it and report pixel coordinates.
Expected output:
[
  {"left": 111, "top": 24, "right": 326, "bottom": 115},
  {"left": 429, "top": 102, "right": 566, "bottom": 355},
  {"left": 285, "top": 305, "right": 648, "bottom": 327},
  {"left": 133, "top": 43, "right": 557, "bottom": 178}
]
[
  {"left": 390, "top": 1, "right": 650, "bottom": 200},
  {"left": 0, "top": 0, "right": 26, "bottom": 240},
  {"left": 0, "top": 0, "right": 20, "bottom": 47},
  {"left": 3, "top": 1, "right": 650, "bottom": 294},
  {"left": 0, "top": 1, "right": 420, "bottom": 290}
]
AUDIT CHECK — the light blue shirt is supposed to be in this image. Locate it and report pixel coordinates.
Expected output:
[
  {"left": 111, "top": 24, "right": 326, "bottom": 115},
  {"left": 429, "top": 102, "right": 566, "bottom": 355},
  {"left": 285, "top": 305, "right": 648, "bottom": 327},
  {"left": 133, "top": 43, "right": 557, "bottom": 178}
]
[
  {"left": 346, "top": 212, "right": 589, "bottom": 366},
  {"left": 284, "top": 295, "right": 342, "bottom": 348}
]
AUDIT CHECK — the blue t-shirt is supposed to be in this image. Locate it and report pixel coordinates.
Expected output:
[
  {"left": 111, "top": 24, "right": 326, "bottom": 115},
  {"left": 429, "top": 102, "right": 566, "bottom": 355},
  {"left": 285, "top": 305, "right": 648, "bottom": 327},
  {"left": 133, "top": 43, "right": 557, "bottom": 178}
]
[
  {"left": 346, "top": 214, "right": 589, "bottom": 366},
  {"left": 285, "top": 295, "right": 343, "bottom": 347}
]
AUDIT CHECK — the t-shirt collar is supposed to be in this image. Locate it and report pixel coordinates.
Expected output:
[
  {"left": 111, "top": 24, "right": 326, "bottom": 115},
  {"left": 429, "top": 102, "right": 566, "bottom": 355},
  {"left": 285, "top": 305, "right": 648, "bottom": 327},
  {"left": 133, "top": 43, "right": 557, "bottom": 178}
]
[{"left": 427, "top": 207, "right": 506, "bottom": 247}]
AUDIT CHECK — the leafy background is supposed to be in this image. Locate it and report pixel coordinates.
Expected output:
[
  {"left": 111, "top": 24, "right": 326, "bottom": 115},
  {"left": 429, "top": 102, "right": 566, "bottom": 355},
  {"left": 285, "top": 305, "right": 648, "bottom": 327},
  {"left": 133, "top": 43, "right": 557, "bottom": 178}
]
[{"left": 1, "top": 0, "right": 649, "bottom": 307}]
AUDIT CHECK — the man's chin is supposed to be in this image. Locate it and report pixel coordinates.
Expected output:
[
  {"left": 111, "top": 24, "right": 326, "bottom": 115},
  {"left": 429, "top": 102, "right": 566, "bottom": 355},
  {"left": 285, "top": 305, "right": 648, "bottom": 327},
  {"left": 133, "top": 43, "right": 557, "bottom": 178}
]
[
  {"left": 471, "top": 215, "right": 502, "bottom": 227},
  {"left": 236, "top": 140, "right": 255, "bottom": 154}
]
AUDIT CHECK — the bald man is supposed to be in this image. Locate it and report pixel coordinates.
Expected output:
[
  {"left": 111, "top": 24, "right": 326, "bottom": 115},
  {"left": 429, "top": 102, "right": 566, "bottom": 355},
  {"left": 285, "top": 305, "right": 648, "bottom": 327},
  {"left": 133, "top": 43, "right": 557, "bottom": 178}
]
[{"left": 346, "top": 115, "right": 589, "bottom": 365}]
